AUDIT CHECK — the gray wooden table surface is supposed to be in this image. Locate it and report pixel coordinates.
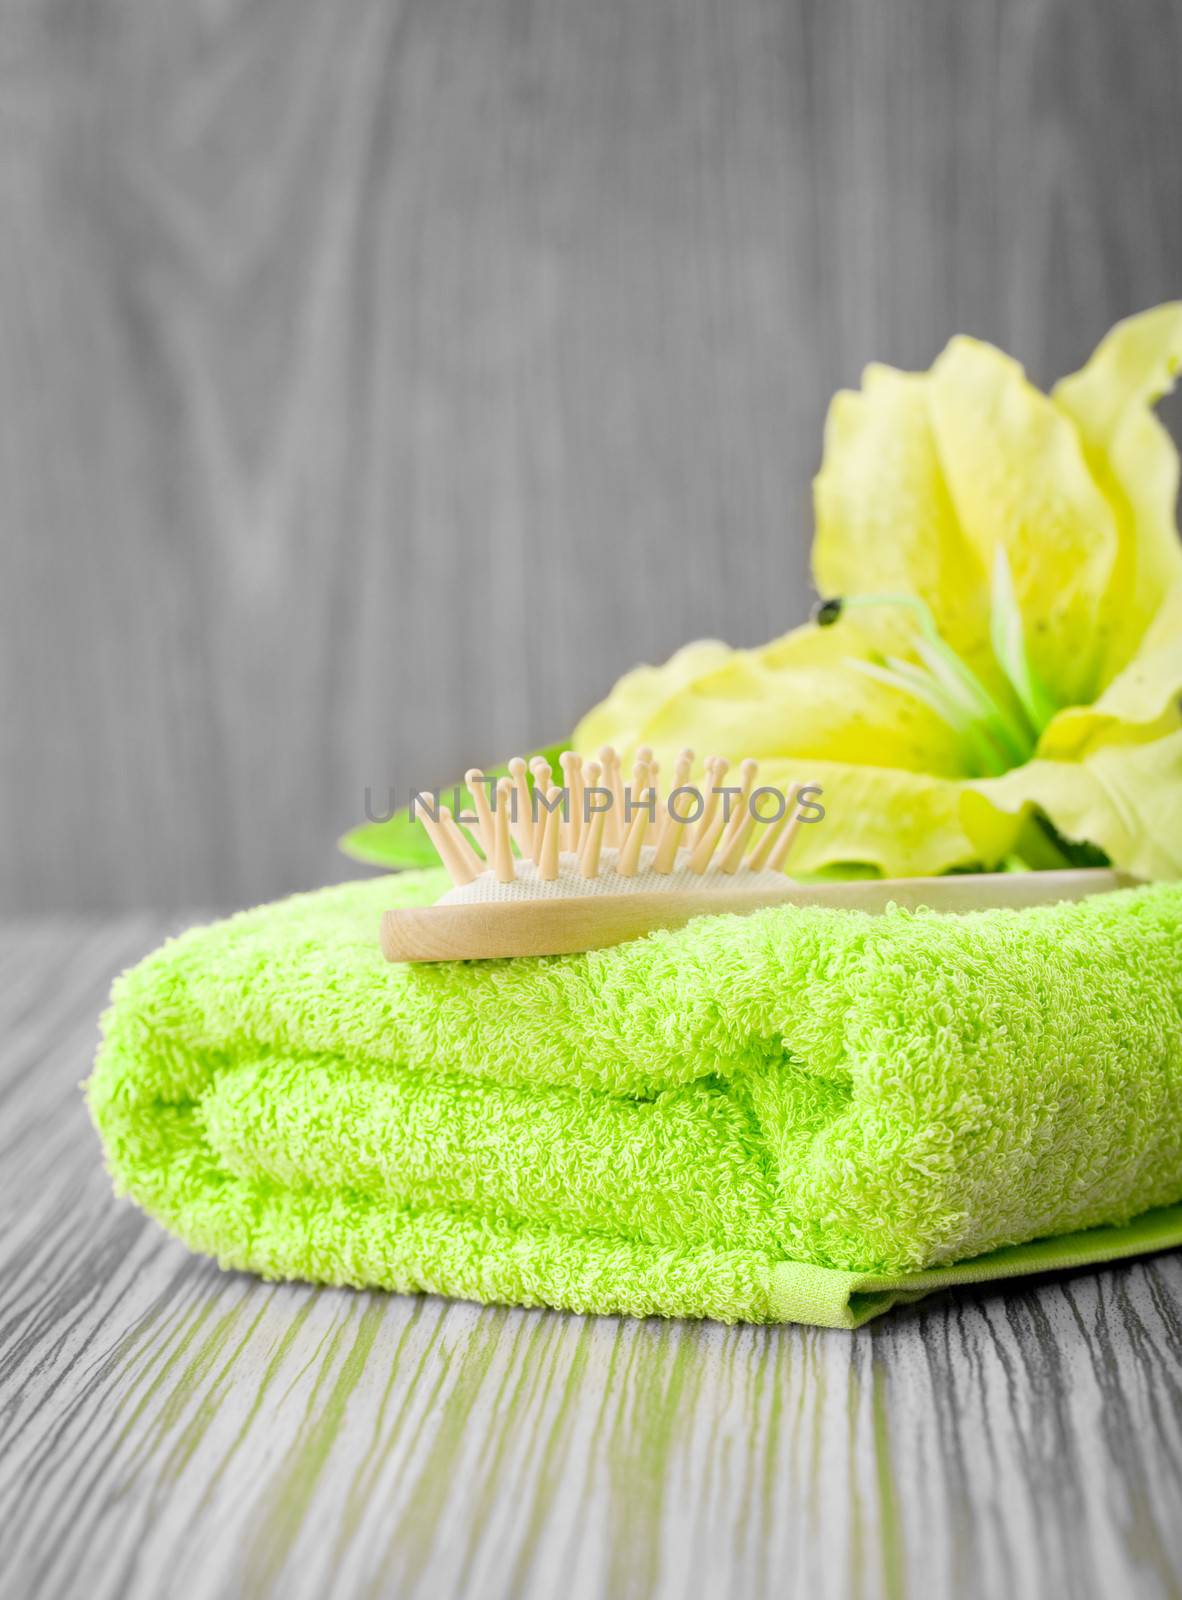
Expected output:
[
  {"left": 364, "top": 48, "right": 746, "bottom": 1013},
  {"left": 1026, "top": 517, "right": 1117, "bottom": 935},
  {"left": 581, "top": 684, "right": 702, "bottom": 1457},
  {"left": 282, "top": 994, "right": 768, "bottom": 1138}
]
[{"left": 2, "top": 917, "right": 1181, "bottom": 1600}]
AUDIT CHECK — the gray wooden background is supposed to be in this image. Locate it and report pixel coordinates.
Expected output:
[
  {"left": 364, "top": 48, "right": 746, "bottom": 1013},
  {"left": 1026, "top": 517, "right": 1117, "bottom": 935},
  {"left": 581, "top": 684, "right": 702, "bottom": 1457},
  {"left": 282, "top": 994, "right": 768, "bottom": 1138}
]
[{"left": 3, "top": 0, "right": 1181, "bottom": 913}]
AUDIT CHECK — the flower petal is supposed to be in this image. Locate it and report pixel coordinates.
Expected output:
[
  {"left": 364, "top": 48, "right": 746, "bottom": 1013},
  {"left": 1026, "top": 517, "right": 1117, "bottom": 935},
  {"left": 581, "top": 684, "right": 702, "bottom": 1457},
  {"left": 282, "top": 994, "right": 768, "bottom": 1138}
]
[
  {"left": 751, "top": 760, "right": 977, "bottom": 878},
  {"left": 1053, "top": 303, "right": 1182, "bottom": 681},
  {"left": 572, "top": 623, "right": 970, "bottom": 778},
  {"left": 1039, "top": 583, "right": 1182, "bottom": 758},
  {"left": 962, "top": 730, "right": 1182, "bottom": 880},
  {"left": 927, "top": 337, "right": 1120, "bottom": 709},
  {"left": 812, "top": 364, "right": 995, "bottom": 682}
]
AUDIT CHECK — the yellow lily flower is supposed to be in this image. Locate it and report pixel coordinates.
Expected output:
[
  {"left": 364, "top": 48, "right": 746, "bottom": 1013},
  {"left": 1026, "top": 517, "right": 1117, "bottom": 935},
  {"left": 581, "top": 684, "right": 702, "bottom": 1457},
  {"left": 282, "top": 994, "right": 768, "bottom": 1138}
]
[{"left": 574, "top": 306, "right": 1182, "bottom": 880}]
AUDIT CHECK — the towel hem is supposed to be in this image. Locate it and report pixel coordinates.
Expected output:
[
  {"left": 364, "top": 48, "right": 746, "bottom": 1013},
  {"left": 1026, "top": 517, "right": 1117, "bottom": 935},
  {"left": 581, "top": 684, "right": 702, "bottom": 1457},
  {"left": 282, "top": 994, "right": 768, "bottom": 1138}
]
[{"left": 768, "top": 1205, "right": 1182, "bottom": 1327}]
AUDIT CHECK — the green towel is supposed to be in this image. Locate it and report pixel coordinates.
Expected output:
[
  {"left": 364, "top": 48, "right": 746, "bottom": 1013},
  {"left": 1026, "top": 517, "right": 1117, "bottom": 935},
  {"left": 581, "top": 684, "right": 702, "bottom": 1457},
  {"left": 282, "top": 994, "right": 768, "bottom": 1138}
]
[{"left": 89, "top": 873, "right": 1182, "bottom": 1329}]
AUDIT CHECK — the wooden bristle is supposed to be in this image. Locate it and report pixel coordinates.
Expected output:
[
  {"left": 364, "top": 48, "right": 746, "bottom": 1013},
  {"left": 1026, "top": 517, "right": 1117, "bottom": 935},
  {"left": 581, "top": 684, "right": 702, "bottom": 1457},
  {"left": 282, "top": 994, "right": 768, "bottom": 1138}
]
[
  {"left": 688, "top": 803, "right": 728, "bottom": 874},
  {"left": 617, "top": 787, "right": 653, "bottom": 877},
  {"left": 718, "top": 808, "right": 758, "bottom": 874},
  {"left": 669, "top": 749, "right": 694, "bottom": 813},
  {"left": 767, "top": 782, "right": 815, "bottom": 873},
  {"left": 600, "top": 746, "right": 625, "bottom": 848},
  {"left": 714, "top": 759, "right": 759, "bottom": 873},
  {"left": 416, "top": 799, "right": 480, "bottom": 886},
  {"left": 581, "top": 759, "right": 603, "bottom": 856},
  {"left": 508, "top": 757, "right": 534, "bottom": 859},
  {"left": 492, "top": 778, "right": 515, "bottom": 882},
  {"left": 464, "top": 769, "right": 496, "bottom": 859},
  {"left": 530, "top": 756, "right": 553, "bottom": 794},
  {"left": 560, "top": 751, "right": 583, "bottom": 853},
  {"left": 651, "top": 801, "right": 687, "bottom": 874},
  {"left": 538, "top": 786, "right": 563, "bottom": 880},
  {"left": 735, "top": 758, "right": 759, "bottom": 810},
  {"left": 579, "top": 803, "right": 607, "bottom": 879},
  {"left": 693, "top": 756, "right": 729, "bottom": 848},
  {"left": 651, "top": 747, "right": 694, "bottom": 862},
  {"left": 746, "top": 790, "right": 792, "bottom": 871}
]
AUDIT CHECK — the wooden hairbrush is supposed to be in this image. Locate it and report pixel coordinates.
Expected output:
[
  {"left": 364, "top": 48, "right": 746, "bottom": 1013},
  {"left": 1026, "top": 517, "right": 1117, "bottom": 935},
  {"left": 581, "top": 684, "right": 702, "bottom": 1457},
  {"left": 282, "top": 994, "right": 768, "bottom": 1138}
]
[{"left": 380, "top": 746, "right": 1135, "bottom": 962}]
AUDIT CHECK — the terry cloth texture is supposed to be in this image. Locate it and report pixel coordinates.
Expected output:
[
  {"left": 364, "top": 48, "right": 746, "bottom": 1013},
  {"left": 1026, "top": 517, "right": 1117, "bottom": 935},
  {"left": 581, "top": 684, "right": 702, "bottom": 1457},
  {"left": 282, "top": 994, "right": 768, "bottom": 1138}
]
[{"left": 89, "top": 874, "right": 1182, "bottom": 1329}]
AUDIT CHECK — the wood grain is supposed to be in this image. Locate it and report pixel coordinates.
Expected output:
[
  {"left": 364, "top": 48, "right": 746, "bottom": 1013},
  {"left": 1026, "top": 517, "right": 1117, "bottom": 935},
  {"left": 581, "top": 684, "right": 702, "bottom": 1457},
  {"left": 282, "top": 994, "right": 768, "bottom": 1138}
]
[
  {"left": 2, "top": 0, "right": 1180, "bottom": 911},
  {"left": 2, "top": 919, "right": 1182, "bottom": 1600}
]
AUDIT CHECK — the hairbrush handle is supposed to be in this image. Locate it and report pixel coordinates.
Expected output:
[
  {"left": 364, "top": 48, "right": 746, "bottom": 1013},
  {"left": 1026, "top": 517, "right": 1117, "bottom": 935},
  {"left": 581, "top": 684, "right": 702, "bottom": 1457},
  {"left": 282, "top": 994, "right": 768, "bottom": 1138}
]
[{"left": 380, "top": 869, "right": 1139, "bottom": 963}]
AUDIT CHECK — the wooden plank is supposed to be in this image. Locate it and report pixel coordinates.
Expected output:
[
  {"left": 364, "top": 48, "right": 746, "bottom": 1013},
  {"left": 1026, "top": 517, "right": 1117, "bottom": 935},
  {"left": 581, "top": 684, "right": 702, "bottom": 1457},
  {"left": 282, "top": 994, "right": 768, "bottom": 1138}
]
[
  {"left": 2, "top": 0, "right": 1180, "bottom": 911},
  {"left": 1, "top": 918, "right": 1181, "bottom": 1599}
]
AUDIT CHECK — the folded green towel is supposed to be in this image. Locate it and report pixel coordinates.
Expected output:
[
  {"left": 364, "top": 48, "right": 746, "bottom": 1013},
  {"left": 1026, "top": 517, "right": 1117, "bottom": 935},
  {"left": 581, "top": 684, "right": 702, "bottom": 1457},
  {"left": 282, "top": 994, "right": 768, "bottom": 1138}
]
[{"left": 89, "top": 874, "right": 1182, "bottom": 1328}]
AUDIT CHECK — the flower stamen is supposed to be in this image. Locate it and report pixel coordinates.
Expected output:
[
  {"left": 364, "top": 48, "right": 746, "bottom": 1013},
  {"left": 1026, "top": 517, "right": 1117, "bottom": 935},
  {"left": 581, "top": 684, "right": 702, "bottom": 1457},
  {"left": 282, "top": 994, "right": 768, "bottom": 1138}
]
[{"left": 815, "top": 590, "right": 1044, "bottom": 777}]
